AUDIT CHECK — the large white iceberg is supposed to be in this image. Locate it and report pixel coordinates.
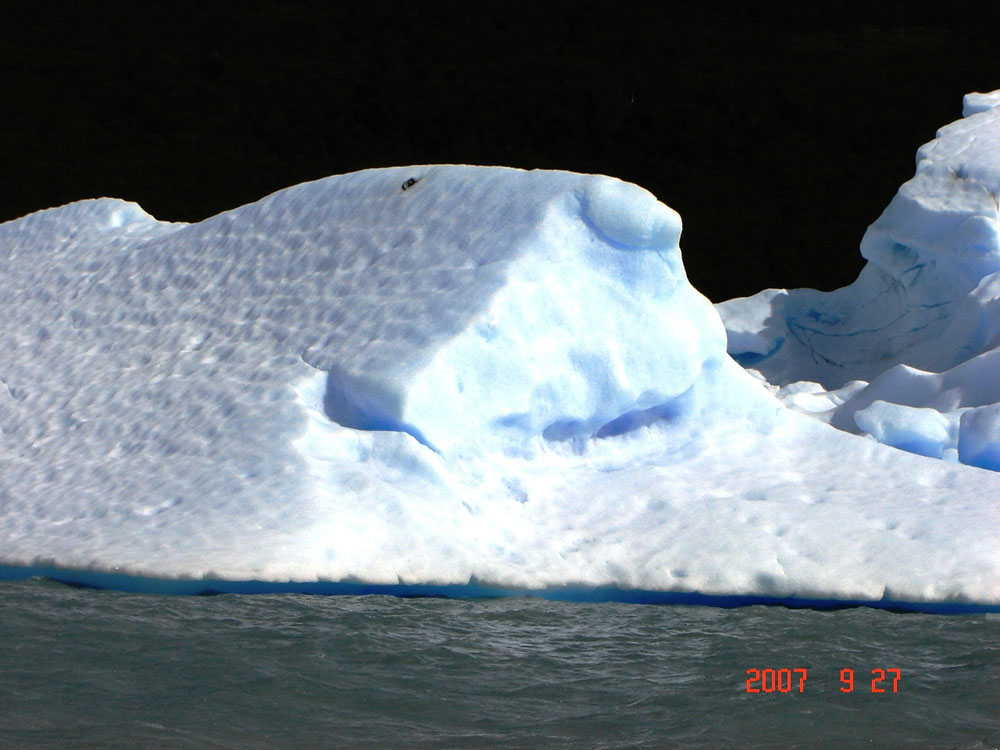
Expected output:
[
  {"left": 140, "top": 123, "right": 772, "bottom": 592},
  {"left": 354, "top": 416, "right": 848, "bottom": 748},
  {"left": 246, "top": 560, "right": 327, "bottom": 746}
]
[{"left": 1, "top": 93, "right": 999, "bottom": 609}]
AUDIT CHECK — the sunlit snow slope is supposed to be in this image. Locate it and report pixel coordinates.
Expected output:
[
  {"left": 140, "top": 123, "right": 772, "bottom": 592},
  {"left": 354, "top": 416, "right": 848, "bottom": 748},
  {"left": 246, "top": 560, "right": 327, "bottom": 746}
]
[{"left": 1, "top": 94, "right": 998, "bottom": 608}]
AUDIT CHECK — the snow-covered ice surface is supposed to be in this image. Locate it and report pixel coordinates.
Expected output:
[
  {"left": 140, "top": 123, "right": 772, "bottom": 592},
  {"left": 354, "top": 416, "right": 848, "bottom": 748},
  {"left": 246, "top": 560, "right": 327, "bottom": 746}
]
[{"left": 2, "top": 93, "right": 999, "bottom": 611}]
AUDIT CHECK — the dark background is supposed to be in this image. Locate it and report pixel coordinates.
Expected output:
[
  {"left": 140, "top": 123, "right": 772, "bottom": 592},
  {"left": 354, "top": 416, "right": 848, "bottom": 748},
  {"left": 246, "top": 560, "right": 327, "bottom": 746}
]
[{"left": 1, "top": 0, "right": 997, "bottom": 302}]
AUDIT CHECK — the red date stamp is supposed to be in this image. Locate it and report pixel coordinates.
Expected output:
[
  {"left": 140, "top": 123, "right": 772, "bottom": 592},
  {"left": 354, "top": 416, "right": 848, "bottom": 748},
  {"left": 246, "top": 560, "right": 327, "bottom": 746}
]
[{"left": 745, "top": 668, "right": 901, "bottom": 693}]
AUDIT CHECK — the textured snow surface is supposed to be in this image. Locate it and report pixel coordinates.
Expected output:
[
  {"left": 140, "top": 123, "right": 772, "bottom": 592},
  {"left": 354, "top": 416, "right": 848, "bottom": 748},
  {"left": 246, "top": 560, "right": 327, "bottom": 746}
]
[{"left": 2, "top": 94, "right": 999, "bottom": 606}]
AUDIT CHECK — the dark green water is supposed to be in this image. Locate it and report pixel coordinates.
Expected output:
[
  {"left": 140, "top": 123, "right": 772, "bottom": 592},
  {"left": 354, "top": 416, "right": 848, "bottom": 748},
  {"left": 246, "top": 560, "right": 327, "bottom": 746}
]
[{"left": 1, "top": 579, "right": 997, "bottom": 749}]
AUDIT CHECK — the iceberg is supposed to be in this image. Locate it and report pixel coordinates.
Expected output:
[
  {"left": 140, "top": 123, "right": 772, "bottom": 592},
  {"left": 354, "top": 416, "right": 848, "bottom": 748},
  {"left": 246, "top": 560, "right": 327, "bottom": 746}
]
[
  {"left": 1, "top": 93, "right": 999, "bottom": 611},
  {"left": 720, "top": 91, "right": 1000, "bottom": 458}
]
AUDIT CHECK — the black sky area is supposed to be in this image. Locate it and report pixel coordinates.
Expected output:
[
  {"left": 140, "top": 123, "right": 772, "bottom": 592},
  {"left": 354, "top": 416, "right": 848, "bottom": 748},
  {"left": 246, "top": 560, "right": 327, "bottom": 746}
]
[{"left": 1, "top": 1, "right": 997, "bottom": 302}]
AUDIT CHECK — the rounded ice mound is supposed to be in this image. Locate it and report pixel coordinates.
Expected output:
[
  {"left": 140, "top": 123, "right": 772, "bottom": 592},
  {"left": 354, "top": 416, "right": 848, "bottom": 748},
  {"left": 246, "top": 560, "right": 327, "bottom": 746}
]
[
  {"left": 1, "top": 198, "right": 171, "bottom": 257},
  {"left": 581, "top": 177, "right": 682, "bottom": 250},
  {"left": 0, "top": 166, "right": 749, "bottom": 486},
  {"left": 311, "top": 167, "right": 731, "bottom": 455},
  {"left": 853, "top": 400, "right": 952, "bottom": 459},
  {"left": 963, "top": 90, "right": 1000, "bottom": 117}
]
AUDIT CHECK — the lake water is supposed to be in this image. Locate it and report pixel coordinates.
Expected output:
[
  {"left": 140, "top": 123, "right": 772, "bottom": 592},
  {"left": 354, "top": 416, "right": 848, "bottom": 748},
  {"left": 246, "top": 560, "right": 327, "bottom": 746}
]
[{"left": 1, "top": 579, "right": 998, "bottom": 748}]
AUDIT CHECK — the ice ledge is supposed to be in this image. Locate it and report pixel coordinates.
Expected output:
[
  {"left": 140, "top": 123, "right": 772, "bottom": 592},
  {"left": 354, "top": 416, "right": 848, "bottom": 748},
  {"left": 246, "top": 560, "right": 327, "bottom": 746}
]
[{"left": 963, "top": 90, "right": 1000, "bottom": 117}]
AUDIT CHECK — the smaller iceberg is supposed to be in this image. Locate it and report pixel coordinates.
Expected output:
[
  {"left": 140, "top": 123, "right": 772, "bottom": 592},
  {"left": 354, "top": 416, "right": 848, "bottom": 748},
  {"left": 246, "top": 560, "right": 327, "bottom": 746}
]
[{"left": 720, "top": 89, "right": 1000, "bottom": 470}]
